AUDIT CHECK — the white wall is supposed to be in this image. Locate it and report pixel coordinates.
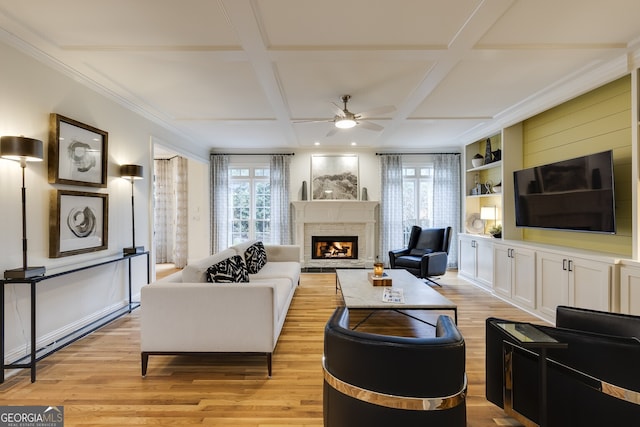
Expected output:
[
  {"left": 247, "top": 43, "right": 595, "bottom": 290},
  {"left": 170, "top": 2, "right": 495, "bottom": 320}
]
[
  {"left": 0, "top": 40, "right": 193, "bottom": 364},
  {"left": 289, "top": 149, "right": 381, "bottom": 202},
  {"left": 187, "top": 159, "right": 211, "bottom": 262}
]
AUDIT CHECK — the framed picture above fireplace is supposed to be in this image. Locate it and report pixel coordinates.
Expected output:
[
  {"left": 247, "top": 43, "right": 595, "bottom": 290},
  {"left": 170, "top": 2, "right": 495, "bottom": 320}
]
[{"left": 311, "top": 154, "right": 358, "bottom": 200}]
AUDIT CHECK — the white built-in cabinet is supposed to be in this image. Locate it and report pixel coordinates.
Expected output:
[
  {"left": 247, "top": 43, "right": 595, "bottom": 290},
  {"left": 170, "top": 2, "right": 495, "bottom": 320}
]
[
  {"left": 459, "top": 236, "right": 619, "bottom": 322},
  {"left": 618, "top": 263, "right": 640, "bottom": 315},
  {"left": 493, "top": 243, "right": 536, "bottom": 309},
  {"left": 536, "top": 250, "right": 614, "bottom": 320},
  {"left": 458, "top": 234, "right": 493, "bottom": 290}
]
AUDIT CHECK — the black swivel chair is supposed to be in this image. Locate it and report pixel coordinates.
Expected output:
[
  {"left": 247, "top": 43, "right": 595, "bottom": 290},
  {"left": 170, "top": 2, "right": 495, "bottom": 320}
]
[
  {"left": 323, "top": 306, "right": 467, "bottom": 427},
  {"left": 389, "top": 226, "right": 452, "bottom": 286}
]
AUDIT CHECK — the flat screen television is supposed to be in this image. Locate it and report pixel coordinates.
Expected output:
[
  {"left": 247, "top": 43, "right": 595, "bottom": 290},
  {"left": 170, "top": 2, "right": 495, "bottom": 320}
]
[{"left": 513, "top": 150, "right": 616, "bottom": 234}]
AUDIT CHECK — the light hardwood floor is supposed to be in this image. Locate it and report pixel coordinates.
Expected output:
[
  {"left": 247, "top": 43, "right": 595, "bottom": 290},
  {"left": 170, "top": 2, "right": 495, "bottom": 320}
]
[{"left": 0, "top": 272, "right": 544, "bottom": 426}]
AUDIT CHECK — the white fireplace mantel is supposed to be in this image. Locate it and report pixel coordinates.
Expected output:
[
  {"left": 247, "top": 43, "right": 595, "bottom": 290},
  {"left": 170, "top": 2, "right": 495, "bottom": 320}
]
[{"left": 291, "top": 201, "right": 379, "bottom": 267}]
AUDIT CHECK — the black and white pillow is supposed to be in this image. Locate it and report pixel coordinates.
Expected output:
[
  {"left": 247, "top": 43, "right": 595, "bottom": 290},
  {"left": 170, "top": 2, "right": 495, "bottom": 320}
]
[
  {"left": 206, "top": 255, "right": 250, "bottom": 283},
  {"left": 244, "top": 241, "right": 267, "bottom": 274}
]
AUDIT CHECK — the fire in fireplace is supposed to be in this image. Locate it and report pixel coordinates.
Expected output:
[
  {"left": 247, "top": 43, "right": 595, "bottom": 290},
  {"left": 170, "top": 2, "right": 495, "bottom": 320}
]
[{"left": 312, "top": 236, "right": 358, "bottom": 259}]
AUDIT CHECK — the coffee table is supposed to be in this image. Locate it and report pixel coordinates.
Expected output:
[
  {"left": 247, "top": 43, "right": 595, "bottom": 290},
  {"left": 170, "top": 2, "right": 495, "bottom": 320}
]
[{"left": 335, "top": 269, "right": 457, "bottom": 325}]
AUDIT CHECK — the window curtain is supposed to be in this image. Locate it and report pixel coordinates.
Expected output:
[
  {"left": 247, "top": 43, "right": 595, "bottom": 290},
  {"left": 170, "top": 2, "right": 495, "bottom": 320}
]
[
  {"left": 172, "top": 157, "right": 188, "bottom": 268},
  {"left": 153, "top": 157, "right": 188, "bottom": 268},
  {"left": 429, "top": 153, "right": 460, "bottom": 269},
  {"left": 379, "top": 154, "right": 404, "bottom": 266},
  {"left": 154, "top": 159, "right": 171, "bottom": 263},
  {"left": 210, "top": 154, "right": 229, "bottom": 253},
  {"left": 270, "top": 155, "right": 291, "bottom": 244}
]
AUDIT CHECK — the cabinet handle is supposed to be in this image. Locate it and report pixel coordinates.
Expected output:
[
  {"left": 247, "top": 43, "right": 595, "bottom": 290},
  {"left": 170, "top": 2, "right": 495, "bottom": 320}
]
[
  {"left": 568, "top": 259, "right": 574, "bottom": 272},
  {"left": 563, "top": 259, "right": 568, "bottom": 271}
]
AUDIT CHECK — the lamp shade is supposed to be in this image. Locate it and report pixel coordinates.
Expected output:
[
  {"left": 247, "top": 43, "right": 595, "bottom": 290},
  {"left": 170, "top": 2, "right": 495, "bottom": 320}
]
[
  {"left": 120, "top": 164, "right": 143, "bottom": 180},
  {"left": 0, "top": 136, "right": 44, "bottom": 162},
  {"left": 480, "top": 206, "right": 497, "bottom": 221}
]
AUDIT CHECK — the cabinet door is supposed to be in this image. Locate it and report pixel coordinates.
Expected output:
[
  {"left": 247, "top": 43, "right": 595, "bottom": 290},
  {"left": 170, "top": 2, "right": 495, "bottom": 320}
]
[
  {"left": 493, "top": 244, "right": 511, "bottom": 297},
  {"left": 512, "top": 247, "right": 536, "bottom": 309},
  {"left": 536, "top": 251, "right": 568, "bottom": 320},
  {"left": 569, "top": 257, "right": 611, "bottom": 312},
  {"left": 458, "top": 236, "right": 476, "bottom": 280},
  {"left": 475, "top": 238, "right": 494, "bottom": 288},
  {"left": 620, "top": 266, "right": 640, "bottom": 315}
]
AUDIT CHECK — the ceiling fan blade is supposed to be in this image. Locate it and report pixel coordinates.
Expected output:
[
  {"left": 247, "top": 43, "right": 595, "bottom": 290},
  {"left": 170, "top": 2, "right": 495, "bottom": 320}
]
[
  {"left": 358, "top": 105, "right": 396, "bottom": 119},
  {"left": 358, "top": 120, "right": 384, "bottom": 131},
  {"left": 326, "top": 127, "right": 339, "bottom": 137},
  {"left": 293, "top": 119, "right": 332, "bottom": 124}
]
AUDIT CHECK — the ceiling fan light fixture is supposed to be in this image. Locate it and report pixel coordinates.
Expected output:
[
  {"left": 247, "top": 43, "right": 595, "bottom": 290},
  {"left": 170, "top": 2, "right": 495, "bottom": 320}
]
[{"left": 335, "top": 117, "right": 356, "bottom": 129}]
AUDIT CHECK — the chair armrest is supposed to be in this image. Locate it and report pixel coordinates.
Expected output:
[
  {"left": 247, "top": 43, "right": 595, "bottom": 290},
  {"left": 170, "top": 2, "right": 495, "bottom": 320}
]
[
  {"left": 420, "top": 251, "right": 448, "bottom": 277},
  {"left": 388, "top": 249, "right": 410, "bottom": 267}
]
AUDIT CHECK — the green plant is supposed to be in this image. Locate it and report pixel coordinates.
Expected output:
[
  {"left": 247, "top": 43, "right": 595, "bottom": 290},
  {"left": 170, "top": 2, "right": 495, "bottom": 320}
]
[{"left": 489, "top": 224, "right": 502, "bottom": 236}]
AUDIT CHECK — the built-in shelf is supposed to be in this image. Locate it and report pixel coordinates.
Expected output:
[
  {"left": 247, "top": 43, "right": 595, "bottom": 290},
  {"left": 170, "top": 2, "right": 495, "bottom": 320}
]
[{"left": 465, "top": 160, "right": 502, "bottom": 173}]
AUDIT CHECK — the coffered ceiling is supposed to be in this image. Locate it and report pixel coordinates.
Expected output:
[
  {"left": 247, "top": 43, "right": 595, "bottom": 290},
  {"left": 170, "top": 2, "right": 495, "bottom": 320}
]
[{"left": 1, "top": 0, "right": 639, "bottom": 156}]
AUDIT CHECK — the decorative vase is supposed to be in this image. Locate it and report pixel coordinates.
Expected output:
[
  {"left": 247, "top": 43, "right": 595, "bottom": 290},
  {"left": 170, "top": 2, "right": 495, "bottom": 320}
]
[
  {"left": 484, "top": 138, "right": 492, "bottom": 165},
  {"left": 301, "top": 181, "right": 308, "bottom": 200},
  {"left": 361, "top": 187, "right": 368, "bottom": 201}
]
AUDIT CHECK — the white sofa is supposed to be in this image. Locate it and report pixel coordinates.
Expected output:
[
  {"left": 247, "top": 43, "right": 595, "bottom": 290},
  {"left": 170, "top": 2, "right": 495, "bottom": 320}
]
[{"left": 140, "top": 240, "right": 301, "bottom": 377}]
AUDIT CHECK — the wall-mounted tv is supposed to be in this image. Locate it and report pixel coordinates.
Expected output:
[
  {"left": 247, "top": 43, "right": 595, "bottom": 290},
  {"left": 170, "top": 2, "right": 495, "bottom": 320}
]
[{"left": 513, "top": 150, "right": 616, "bottom": 234}]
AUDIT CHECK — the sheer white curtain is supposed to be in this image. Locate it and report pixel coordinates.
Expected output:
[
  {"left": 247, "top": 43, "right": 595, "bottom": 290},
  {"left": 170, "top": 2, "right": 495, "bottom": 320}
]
[
  {"left": 430, "top": 153, "right": 460, "bottom": 268},
  {"left": 153, "top": 157, "right": 188, "bottom": 267},
  {"left": 154, "top": 159, "right": 171, "bottom": 263},
  {"left": 210, "top": 154, "right": 229, "bottom": 253},
  {"left": 379, "top": 154, "right": 404, "bottom": 266},
  {"left": 270, "top": 155, "right": 291, "bottom": 244},
  {"left": 172, "top": 157, "right": 188, "bottom": 268}
]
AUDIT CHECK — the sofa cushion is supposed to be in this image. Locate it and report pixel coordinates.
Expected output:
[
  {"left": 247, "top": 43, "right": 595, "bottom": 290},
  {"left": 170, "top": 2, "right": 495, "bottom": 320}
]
[
  {"left": 206, "top": 255, "right": 250, "bottom": 283},
  {"left": 230, "top": 239, "right": 259, "bottom": 258},
  {"left": 245, "top": 241, "right": 267, "bottom": 274},
  {"left": 409, "top": 248, "right": 433, "bottom": 256},
  {"left": 252, "top": 261, "right": 300, "bottom": 287},
  {"left": 182, "top": 248, "right": 237, "bottom": 282}
]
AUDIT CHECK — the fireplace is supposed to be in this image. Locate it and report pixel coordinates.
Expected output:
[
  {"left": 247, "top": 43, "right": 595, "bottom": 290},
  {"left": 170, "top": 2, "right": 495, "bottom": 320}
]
[{"left": 312, "top": 236, "right": 358, "bottom": 259}]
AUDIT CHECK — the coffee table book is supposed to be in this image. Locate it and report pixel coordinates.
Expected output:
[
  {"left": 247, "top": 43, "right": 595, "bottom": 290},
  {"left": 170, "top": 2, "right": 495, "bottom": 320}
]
[{"left": 368, "top": 272, "right": 392, "bottom": 286}]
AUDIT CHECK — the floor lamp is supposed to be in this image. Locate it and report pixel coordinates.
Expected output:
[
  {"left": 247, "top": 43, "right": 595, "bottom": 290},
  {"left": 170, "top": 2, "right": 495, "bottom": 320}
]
[
  {"left": 1, "top": 136, "right": 46, "bottom": 279},
  {"left": 120, "top": 164, "right": 145, "bottom": 255}
]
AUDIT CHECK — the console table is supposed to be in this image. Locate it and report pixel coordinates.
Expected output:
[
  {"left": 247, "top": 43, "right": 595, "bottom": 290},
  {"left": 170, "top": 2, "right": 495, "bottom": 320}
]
[{"left": 1, "top": 251, "right": 149, "bottom": 383}]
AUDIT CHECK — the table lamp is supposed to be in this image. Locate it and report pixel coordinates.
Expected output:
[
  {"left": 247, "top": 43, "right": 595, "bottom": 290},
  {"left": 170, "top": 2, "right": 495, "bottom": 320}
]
[
  {"left": 1, "top": 136, "right": 46, "bottom": 279},
  {"left": 120, "top": 164, "right": 144, "bottom": 255},
  {"left": 480, "top": 206, "right": 497, "bottom": 232}
]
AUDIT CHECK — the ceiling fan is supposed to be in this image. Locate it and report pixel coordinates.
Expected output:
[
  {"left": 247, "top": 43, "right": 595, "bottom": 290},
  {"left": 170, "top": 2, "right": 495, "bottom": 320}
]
[{"left": 296, "top": 95, "right": 396, "bottom": 137}]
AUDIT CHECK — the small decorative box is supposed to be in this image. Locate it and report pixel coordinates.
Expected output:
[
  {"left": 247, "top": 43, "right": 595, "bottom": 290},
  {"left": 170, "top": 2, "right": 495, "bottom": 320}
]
[{"left": 368, "top": 272, "right": 392, "bottom": 286}]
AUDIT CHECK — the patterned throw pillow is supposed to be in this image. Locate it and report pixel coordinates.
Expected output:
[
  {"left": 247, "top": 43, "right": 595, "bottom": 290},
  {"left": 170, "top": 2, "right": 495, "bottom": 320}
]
[
  {"left": 206, "top": 255, "right": 250, "bottom": 283},
  {"left": 245, "top": 241, "right": 267, "bottom": 274}
]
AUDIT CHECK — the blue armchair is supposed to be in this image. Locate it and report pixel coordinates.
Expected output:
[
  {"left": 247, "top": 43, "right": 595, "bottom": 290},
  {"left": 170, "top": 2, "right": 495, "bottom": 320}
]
[{"left": 388, "top": 226, "right": 452, "bottom": 286}]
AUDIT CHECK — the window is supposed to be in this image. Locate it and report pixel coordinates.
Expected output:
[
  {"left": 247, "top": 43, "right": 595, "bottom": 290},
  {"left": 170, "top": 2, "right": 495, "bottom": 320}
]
[
  {"left": 402, "top": 164, "right": 434, "bottom": 245},
  {"left": 229, "top": 166, "right": 271, "bottom": 244}
]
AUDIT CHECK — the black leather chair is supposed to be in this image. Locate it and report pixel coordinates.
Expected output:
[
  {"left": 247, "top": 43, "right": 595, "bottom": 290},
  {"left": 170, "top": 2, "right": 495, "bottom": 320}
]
[
  {"left": 486, "top": 306, "right": 640, "bottom": 426},
  {"left": 323, "top": 306, "right": 466, "bottom": 427},
  {"left": 388, "top": 226, "right": 452, "bottom": 286}
]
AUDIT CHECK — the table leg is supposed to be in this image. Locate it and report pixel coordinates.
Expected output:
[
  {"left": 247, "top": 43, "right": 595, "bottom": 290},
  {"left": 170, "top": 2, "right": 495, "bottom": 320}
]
[{"left": 30, "top": 281, "right": 36, "bottom": 383}]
